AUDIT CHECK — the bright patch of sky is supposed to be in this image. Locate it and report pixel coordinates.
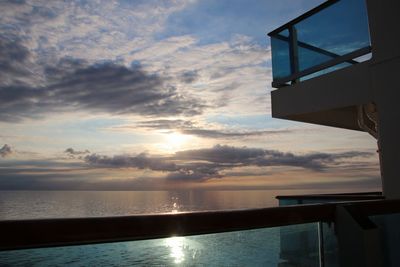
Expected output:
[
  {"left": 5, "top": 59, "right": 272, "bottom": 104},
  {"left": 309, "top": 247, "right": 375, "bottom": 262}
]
[{"left": 0, "top": 0, "right": 380, "bottom": 190}]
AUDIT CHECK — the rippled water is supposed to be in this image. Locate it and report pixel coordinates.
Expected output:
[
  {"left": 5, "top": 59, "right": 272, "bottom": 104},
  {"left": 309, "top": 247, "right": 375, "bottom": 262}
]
[{"left": 0, "top": 190, "right": 303, "bottom": 219}]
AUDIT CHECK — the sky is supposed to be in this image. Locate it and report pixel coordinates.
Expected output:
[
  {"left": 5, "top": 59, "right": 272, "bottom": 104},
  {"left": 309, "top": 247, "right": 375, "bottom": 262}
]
[{"left": 0, "top": 0, "right": 381, "bottom": 191}]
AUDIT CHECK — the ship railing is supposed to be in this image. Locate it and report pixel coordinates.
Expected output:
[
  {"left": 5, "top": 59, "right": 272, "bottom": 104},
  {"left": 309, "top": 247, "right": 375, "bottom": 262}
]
[{"left": 1, "top": 199, "right": 400, "bottom": 266}]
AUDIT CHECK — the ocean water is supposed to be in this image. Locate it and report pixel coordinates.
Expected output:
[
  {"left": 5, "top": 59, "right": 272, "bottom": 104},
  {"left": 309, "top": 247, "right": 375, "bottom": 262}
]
[
  {"left": 0, "top": 190, "right": 315, "bottom": 220},
  {"left": 0, "top": 190, "right": 321, "bottom": 266}
]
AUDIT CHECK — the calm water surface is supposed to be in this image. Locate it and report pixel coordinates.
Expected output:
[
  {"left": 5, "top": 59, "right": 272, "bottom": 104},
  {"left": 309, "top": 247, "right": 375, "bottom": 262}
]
[
  {"left": 0, "top": 190, "right": 320, "bottom": 266},
  {"left": 0, "top": 190, "right": 314, "bottom": 220}
]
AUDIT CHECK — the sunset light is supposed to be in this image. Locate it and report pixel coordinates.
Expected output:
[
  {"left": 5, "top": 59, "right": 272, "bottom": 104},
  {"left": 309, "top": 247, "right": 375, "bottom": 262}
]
[
  {"left": 0, "top": 0, "right": 379, "bottom": 191},
  {"left": 162, "top": 132, "right": 192, "bottom": 152},
  {"left": 1, "top": 0, "right": 393, "bottom": 266}
]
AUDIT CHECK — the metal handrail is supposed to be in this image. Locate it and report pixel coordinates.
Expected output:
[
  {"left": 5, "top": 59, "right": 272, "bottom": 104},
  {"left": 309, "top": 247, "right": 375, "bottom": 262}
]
[
  {"left": 273, "top": 34, "right": 359, "bottom": 65},
  {"left": 267, "top": 0, "right": 339, "bottom": 37},
  {"left": 1, "top": 199, "right": 400, "bottom": 251}
]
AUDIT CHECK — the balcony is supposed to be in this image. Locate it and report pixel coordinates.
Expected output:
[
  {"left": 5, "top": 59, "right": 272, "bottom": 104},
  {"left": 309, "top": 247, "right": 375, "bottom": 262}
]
[
  {"left": 269, "top": 0, "right": 371, "bottom": 88},
  {"left": 268, "top": 0, "right": 400, "bottom": 199},
  {"left": 268, "top": 0, "right": 375, "bottom": 132}
]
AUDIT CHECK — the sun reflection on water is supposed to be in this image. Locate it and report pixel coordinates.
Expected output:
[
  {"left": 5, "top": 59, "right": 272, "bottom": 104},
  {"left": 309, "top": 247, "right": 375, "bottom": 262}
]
[
  {"left": 165, "top": 236, "right": 185, "bottom": 264},
  {"left": 171, "top": 196, "right": 180, "bottom": 213},
  {"left": 171, "top": 202, "right": 179, "bottom": 213}
]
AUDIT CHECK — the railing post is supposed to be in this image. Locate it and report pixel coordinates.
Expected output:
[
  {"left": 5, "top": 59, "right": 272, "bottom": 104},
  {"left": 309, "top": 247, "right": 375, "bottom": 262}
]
[
  {"left": 335, "top": 205, "right": 383, "bottom": 267},
  {"left": 288, "top": 26, "right": 299, "bottom": 84}
]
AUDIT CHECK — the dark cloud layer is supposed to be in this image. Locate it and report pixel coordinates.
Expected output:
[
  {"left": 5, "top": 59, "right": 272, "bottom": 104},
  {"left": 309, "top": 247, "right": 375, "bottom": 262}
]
[
  {"left": 85, "top": 153, "right": 177, "bottom": 172},
  {"left": 0, "top": 144, "right": 13, "bottom": 157},
  {"left": 0, "top": 36, "right": 31, "bottom": 84},
  {"left": 0, "top": 63, "right": 204, "bottom": 121},
  {"left": 83, "top": 144, "right": 374, "bottom": 181},
  {"left": 0, "top": 42, "right": 205, "bottom": 122},
  {"left": 0, "top": 145, "right": 378, "bottom": 190}
]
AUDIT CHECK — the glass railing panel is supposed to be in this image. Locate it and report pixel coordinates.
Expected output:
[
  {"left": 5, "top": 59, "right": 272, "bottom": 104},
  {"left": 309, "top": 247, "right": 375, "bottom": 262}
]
[
  {"left": 279, "top": 197, "right": 343, "bottom": 206},
  {"left": 269, "top": 0, "right": 371, "bottom": 85},
  {"left": 271, "top": 29, "right": 291, "bottom": 80},
  {"left": 0, "top": 224, "right": 320, "bottom": 266},
  {"left": 321, "top": 222, "right": 339, "bottom": 267},
  {"left": 278, "top": 198, "right": 301, "bottom": 206},
  {"left": 300, "top": 62, "right": 352, "bottom": 81},
  {"left": 296, "top": 43, "right": 344, "bottom": 73},
  {"left": 278, "top": 193, "right": 383, "bottom": 207},
  {"left": 280, "top": 223, "right": 320, "bottom": 267},
  {"left": 295, "top": 0, "right": 370, "bottom": 71},
  {"left": 370, "top": 213, "right": 400, "bottom": 267}
]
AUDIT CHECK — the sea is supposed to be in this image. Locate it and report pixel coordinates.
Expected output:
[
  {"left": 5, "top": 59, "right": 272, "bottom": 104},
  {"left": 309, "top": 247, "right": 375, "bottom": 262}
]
[{"left": 0, "top": 190, "right": 322, "bottom": 266}]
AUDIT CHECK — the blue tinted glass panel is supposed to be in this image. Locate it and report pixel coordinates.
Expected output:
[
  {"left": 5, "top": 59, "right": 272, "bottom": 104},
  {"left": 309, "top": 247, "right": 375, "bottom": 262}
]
[
  {"left": 295, "top": 0, "right": 370, "bottom": 72},
  {"left": 271, "top": 30, "right": 291, "bottom": 80},
  {"left": 269, "top": 0, "right": 371, "bottom": 82},
  {"left": 278, "top": 198, "right": 301, "bottom": 206},
  {"left": 297, "top": 42, "right": 336, "bottom": 71},
  {"left": 300, "top": 62, "right": 352, "bottom": 81},
  {"left": 0, "top": 224, "right": 319, "bottom": 266}
]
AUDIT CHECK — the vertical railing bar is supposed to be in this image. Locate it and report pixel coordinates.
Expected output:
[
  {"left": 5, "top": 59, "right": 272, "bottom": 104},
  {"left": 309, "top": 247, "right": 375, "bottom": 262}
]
[
  {"left": 288, "top": 26, "right": 300, "bottom": 84},
  {"left": 318, "top": 221, "right": 325, "bottom": 267}
]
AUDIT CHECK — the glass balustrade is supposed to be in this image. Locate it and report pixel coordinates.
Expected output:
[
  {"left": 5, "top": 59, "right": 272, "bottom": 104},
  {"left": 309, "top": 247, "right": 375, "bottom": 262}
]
[
  {"left": 0, "top": 224, "right": 319, "bottom": 266},
  {"left": 269, "top": 0, "right": 372, "bottom": 87}
]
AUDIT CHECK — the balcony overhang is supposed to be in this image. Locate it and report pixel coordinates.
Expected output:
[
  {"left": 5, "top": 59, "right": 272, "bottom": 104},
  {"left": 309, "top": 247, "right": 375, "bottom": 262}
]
[{"left": 271, "top": 61, "right": 373, "bottom": 131}]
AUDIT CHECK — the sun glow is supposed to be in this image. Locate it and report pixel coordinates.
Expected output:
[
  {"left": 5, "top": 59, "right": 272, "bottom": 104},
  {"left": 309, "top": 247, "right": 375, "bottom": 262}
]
[{"left": 162, "top": 132, "right": 191, "bottom": 152}]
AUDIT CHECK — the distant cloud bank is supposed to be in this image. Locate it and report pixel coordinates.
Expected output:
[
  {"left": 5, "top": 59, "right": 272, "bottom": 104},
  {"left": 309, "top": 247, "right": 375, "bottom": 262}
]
[{"left": 83, "top": 144, "right": 374, "bottom": 181}]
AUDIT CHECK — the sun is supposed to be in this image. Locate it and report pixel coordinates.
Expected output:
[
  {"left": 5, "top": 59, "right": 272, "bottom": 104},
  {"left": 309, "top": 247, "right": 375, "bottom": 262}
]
[
  {"left": 163, "top": 132, "right": 190, "bottom": 152},
  {"left": 167, "top": 133, "right": 184, "bottom": 146}
]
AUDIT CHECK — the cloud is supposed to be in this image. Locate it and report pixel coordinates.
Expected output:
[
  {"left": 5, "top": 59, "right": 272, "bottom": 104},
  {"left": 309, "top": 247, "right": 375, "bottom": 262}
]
[
  {"left": 0, "top": 1, "right": 272, "bottom": 121},
  {"left": 84, "top": 153, "right": 177, "bottom": 172},
  {"left": 0, "top": 36, "right": 29, "bottom": 72},
  {"left": 0, "top": 145, "right": 378, "bottom": 190},
  {"left": 51, "top": 62, "right": 204, "bottom": 116},
  {"left": 82, "top": 145, "right": 374, "bottom": 181},
  {"left": 0, "top": 0, "right": 194, "bottom": 50},
  {"left": 0, "top": 0, "right": 210, "bottom": 123},
  {"left": 64, "top": 148, "right": 90, "bottom": 157},
  {"left": 180, "top": 128, "right": 286, "bottom": 139},
  {"left": 175, "top": 145, "right": 266, "bottom": 164},
  {"left": 0, "top": 144, "right": 13, "bottom": 158},
  {"left": 83, "top": 152, "right": 221, "bottom": 181},
  {"left": 0, "top": 35, "right": 33, "bottom": 85},
  {"left": 135, "top": 119, "right": 289, "bottom": 139},
  {"left": 124, "top": 34, "right": 271, "bottom": 115},
  {"left": 0, "top": 62, "right": 205, "bottom": 122},
  {"left": 166, "top": 165, "right": 221, "bottom": 181},
  {"left": 180, "top": 70, "right": 200, "bottom": 84},
  {"left": 138, "top": 119, "right": 195, "bottom": 130}
]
